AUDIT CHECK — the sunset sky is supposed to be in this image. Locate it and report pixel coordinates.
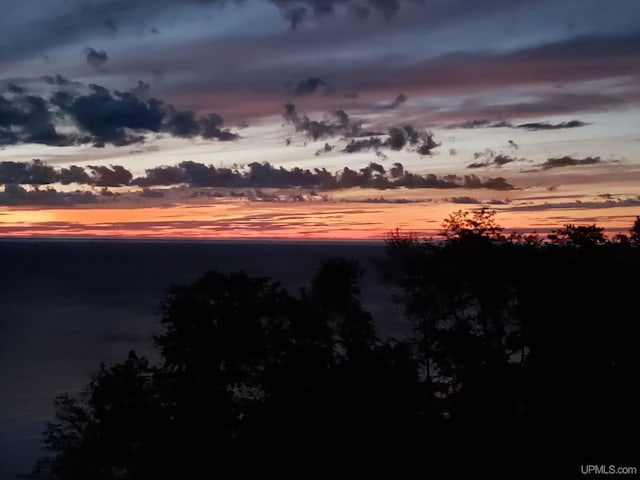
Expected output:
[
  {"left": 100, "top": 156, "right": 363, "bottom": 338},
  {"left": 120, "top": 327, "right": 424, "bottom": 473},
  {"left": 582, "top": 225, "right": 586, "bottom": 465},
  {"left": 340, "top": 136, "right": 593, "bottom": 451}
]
[{"left": 1, "top": 0, "right": 639, "bottom": 239}]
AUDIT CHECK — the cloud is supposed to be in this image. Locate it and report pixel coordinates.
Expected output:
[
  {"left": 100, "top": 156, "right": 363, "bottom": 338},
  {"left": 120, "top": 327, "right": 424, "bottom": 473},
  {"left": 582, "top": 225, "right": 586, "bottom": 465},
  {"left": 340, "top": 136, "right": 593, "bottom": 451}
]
[
  {"left": 87, "top": 165, "right": 133, "bottom": 187},
  {"left": 84, "top": 47, "right": 109, "bottom": 68},
  {"left": 7, "top": 83, "right": 25, "bottom": 94},
  {"left": 467, "top": 149, "right": 522, "bottom": 169},
  {"left": 271, "top": 0, "right": 408, "bottom": 29},
  {"left": 539, "top": 156, "right": 602, "bottom": 170},
  {"left": 163, "top": 108, "right": 201, "bottom": 137},
  {"left": 0, "top": 94, "right": 74, "bottom": 146},
  {"left": 283, "top": 103, "right": 362, "bottom": 140},
  {"left": 283, "top": 104, "right": 439, "bottom": 154},
  {"left": 0, "top": 159, "right": 57, "bottom": 184},
  {"left": 516, "top": 120, "right": 588, "bottom": 131},
  {"left": 383, "top": 93, "right": 407, "bottom": 109},
  {"left": 342, "top": 137, "right": 383, "bottom": 153},
  {"left": 199, "top": 113, "right": 237, "bottom": 141},
  {"left": 162, "top": 108, "right": 237, "bottom": 141},
  {"left": 53, "top": 84, "right": 163, "bottom": 146},
  {"left": 440, "top": 86, "right": 639, "bottom": 122},
  {"left": 0, "top": 0, "right": 421, "bottom": 65},
  {"left": 314, "top": 142, "right": 335, "bottom": 156},
  {"left": 58, "top": 165, "right": 92, "bottom": 185},
  {"left": 504, "top": 197, "right": 640, "bottom": 212},
  {"left": 42, "top": 74, "right": 74, "bottom": 86},
  {"left": 450, "top": 196, "right": 480, "bottom": 204},
  {"left": 447, "top": 119, "right": 513, "bottom": 129},
  {"left": 287, "top": 76, "right": 331, "bottom": 96},
  {"left": 84, "top": 21, "right": 640, "bottom": 123},
  {"left": 134, "top": 165, "right": 186, "bottom": 186},
  {"left": 1, "top": 158, "right": 514, "bottom": 192},
  {"left": 399, "top": 34, "right": 640, "bottom": 95},
  {"left": 0, "top": 160, "right": 131, "bottom": 187},
  {"left": 0, "top": 78, "right": 238, "bottom": 147},
  {"left": 0, "top": 183, "right": 97, "bottom": 206}
]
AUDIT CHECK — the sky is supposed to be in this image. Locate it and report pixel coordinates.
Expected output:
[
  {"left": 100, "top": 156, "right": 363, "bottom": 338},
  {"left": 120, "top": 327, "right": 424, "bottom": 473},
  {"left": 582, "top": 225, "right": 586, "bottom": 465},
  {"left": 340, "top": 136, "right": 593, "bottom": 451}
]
[{"left": 1, "top": 0, "right": 639, "bottom": 239}]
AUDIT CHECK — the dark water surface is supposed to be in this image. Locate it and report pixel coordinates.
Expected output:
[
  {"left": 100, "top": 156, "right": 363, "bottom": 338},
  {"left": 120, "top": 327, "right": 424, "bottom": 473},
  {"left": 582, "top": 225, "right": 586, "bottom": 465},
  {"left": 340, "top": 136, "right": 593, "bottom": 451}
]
[{"left": 0, "top": 239, "right": 404, "bottom": 478}]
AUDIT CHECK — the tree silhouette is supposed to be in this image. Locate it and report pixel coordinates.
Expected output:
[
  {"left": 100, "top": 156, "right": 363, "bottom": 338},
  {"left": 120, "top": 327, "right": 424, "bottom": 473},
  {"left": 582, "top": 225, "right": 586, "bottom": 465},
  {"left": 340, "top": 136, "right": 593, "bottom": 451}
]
[
  {"left": 547, "top": 223, "right": 606, "bottom": 246},
  {"left": 440, "top": 207, "right": 504, "bottom": 241},
  {"left": 30, "top": 260, "right": 427, "bottom": 476},
  {"left": 29, "top": 216, "right": 640, "bottom": 477},
  {"left": 380, "top": 213, "right": 640, "bottom": 474},
  {"left": 630, "top": 216, "right": 640, "bottom": 243}
]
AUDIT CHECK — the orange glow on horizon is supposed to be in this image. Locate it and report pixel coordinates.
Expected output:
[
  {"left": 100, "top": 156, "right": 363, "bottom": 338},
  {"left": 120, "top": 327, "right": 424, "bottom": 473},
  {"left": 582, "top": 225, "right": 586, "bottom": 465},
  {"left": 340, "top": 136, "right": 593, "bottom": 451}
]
[{"left": 1, "top": 201, "right": 637, "bottom": 240}]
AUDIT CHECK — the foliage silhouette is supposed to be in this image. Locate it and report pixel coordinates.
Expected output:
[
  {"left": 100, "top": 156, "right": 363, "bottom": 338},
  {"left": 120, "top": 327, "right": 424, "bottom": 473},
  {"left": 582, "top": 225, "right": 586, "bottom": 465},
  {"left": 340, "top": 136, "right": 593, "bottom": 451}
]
[
  {"left": 29, "top": 216, "right": 640, "bottom": 477},
  {"left": 630, "top": 216, "right": 640, "bottom": 243},
  {"left": 547, "top": 223, "right": 606, "bottom": 246},
  {"left": 440, "top": 207, "right": 504, "bottom": 241}
]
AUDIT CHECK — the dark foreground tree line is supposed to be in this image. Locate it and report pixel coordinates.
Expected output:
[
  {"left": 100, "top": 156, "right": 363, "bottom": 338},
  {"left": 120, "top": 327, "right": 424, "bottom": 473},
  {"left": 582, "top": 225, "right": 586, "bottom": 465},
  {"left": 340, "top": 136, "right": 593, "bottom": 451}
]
[{"left": 26, "top": 213, "right": 640, "bottom": 478}]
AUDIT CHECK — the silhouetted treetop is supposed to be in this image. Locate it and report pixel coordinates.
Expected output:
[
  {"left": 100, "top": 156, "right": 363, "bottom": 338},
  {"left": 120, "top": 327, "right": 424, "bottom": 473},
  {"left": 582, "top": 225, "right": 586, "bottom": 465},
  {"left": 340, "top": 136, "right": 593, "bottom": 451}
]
[
  {"left": 547, "top": 223, "right": 606, "bottom": 246},
  {"left": 440, "top": 207, "right": 504, "bottom": 240}
]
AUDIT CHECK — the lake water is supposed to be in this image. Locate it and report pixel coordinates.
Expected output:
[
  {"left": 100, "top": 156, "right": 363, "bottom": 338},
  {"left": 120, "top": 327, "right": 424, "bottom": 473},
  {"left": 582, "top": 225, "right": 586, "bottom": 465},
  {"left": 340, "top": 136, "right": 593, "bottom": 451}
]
[{"left": 0, "top": 239, "right": 405, "bottom": 478}]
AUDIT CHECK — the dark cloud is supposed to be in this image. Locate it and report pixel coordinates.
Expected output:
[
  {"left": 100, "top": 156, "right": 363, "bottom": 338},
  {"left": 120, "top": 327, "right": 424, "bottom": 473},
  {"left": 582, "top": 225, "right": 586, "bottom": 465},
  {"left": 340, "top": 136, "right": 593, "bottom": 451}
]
[
  {"left": 199, "top": 113, "right": 237, "bottom": 141},
  {"left": 0, "top": 94, "right": 74, "bottom": 146},
  {"left": 387, "top": 125, "right": 417, "bottom": 150},
  {"left": 387, "top": 126, "right": 439, "bottom": 155},
  {"left": 0, "top": 127, "right": 18, "bottom": 144},
  {"left": 516, "top": 120, "right": 588, "bottom": 131},
  {"left": 342, "top": 137, "right": 383, "bottom": 153},
  {"left": 447, "top": 119, "right": 513, "bottom": 129},
  {"left": 0, "top": 183, "right": 97, "bottom": 206},
  {"left": 130, "top": 160, "right": 513, "bottom": 191},
  {"left": 451, "top": 196, "right": 480, "bottom": 204},
  {"left": 0, "top": 157, "right": 513, "bottom": 193},
  {"left": 383, "top": 93, "right": 407, "bottom": 109},
  {"left": 0, "top": 80, "right": 236, "bottom": 147},
  {"left": 0, "top": 160, "right": 130, "bottom": 187},
  {"left": 163, "top": 108, "right": 200, "bottom": 137},
  {"left": 282, "top": 103, "right": 362, "bottom": 140},
  {"left": 163, "top": 108, "right": 237, "bottom": 141},
  {"left": 42, "top": 74, "right": 73, "bottom": 86},
  {"left": 467, "top": 149, "right": 522, "bottom": 169},
  {"left": 54, "top": 85, "right": 163, "bottom": 145},
  {"left": 287, "top": 76, "right": 330, "bottom": 96},
  {"left": 58, "top": 165, "right": 92, "bottom": 185},
  {"left": 134, "top": 165, "right": 186, "bottom": 186},
  {"left": 341, "top": 125, "right": 439, "bottom": 155},
  {"left": 283, "top": 104, "right": 439, "bottom": 154},
  {"left": 0, "top": 159, "right": 57, "bottom": 184},
  {"left": 314, "top": 142, "right": 334, "bottom": 156},
  {"left": 84, "top": 47, "right": 109, "bottom": 68},
  {"left": 87, "top": 165, "right": 133, "bottom": 187},
  {"left": 448, "top": 118, "right": 589, "bottom": 131},
  {"left": 540, "top": 156, "right": 602, "bottom": 170},
  {"left": 7, "top": 83, "right": 25, "bottom": 94}
]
